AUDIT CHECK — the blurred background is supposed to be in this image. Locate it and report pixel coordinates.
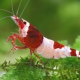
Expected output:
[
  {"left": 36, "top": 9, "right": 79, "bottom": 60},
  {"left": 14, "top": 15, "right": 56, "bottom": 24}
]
[{"left": 0, "top": 0, "right": 80, "bottom": 64}]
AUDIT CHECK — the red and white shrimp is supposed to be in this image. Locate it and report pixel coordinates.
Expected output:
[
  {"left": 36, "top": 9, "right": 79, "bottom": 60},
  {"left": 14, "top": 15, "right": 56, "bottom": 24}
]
[
  {"left": 6, "top": 15, "right": 80, "bottom": 59},
  {"left": 5, "top": 0, "right": 80, "bottom": 59}
]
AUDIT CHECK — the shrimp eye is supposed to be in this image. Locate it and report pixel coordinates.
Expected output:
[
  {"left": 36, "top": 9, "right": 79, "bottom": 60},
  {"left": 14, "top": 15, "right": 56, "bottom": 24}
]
[{"left": 23, "top": 21, "right": 26, "bottom": 24}]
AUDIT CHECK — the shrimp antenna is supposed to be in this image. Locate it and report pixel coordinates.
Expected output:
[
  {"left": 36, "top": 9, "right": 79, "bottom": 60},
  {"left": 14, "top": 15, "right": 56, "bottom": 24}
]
[
  {"left": 0, "top": 9, "right": 13, "bottom": 15},
  {"left": 19, "top": 0, "right": 30, "bottom": 18},
  {"left": 0, "top": 16, "right": 11, "bottom": 21},
  {"left": 16, "top": 0, "right": 22, "bottom": 15},
  {"left": 11, "top": 0, "right": 14, "bottom": 14}
]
